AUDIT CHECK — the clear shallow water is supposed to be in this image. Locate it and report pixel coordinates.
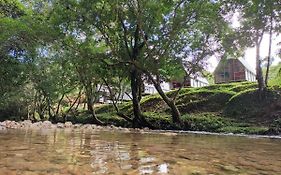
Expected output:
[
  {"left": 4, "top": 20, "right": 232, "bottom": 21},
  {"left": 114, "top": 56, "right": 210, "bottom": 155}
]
[{"left": 0, "top": 129, "right": 280, "bottom": 175}]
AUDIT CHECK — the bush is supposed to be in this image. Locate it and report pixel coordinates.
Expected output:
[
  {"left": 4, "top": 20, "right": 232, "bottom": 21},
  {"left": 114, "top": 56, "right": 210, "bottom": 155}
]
[
  {"left": 181, "top": 113, "right": 227, "bottom": 132},
  {"left": 97, "top": 113, "right": 129, "bottom": 127},
  {"left": 228, "top": 83, "right": 257, "bottom": 92},
  {"left": 224, "top": 89, "right": 281, "bottom": 123},
  {"left": 176, "top": 90, "right": 235, "bottom": 113},
  {"left": 95, "top": 104, "right": 115, "bottom": 114},
  {"left": 143, "top": 112, "right": 174, "bottom": 129},
  {"left": 218, "top": 126, "right": 268, "bottom": 134}
]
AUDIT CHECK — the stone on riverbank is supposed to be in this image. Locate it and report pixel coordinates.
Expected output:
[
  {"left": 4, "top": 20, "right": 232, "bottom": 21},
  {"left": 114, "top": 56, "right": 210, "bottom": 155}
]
[
  {"left": 0, "top": 120, "right": 151, "bottom": 134},
  {"left": 56, "top": 123, "right": 65, "bottom": 128},
  {"left": 64, "top": 122, "right": 72, "bottom": 128},
  {"left": 42, "top": 121, "right": 52, "bottom": 129}
]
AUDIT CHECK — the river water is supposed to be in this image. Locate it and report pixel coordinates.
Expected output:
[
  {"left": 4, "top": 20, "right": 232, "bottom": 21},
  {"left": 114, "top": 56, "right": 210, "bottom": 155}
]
[{"left": 0, "top": 129, "right": 280, "bottom": 175}]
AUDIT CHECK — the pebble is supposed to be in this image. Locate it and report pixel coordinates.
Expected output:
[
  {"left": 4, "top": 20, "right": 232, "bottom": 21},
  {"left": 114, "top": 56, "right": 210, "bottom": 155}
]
[
  {"left": 0, "top": 120, "right": 152, "bottom": 134},
  {"left": 42, "top": 121, "right": 52, "bottom": 129},
  {"left": 56, "top": 123, "right": 64, "bottom": 128},
  {"left": 64, "top": 122, "right": 72, "bottom": 128}
]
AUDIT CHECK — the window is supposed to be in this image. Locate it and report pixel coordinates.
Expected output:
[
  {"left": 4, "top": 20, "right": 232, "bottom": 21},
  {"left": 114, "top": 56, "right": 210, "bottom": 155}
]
[{"left": 220, "top": 72, "right": 229, "bottom": 77}]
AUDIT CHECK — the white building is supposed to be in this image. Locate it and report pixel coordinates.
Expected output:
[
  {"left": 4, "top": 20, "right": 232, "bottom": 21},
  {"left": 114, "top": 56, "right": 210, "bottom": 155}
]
[{"left": 97, "top": 75, "right": 209, "bottom": 103}]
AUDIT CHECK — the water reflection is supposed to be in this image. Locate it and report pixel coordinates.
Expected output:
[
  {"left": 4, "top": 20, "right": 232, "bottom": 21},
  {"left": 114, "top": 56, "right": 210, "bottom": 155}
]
[{"left": 0, "top": 129, "right": 280, "bottom": 174}]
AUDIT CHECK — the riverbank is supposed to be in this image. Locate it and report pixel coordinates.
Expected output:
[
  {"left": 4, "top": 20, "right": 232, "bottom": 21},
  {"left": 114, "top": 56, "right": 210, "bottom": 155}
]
[
  {"left": 1, "top": 120, "right": 281, "bottom": 139},
  {"left": 2, "top": 82, "right": 281, "bottom": 135},
  {"left": 90, "top": 82, "right": 281, "bottom": 135}
]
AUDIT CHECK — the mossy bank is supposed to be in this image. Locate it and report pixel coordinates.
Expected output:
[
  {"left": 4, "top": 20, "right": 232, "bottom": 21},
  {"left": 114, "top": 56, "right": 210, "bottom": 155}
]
[
  {"left": 69, "top": 82, "right": 281, "bottom": 135},
  {"left": 3, "top": 82, "right": 281, "bottom": 135}
]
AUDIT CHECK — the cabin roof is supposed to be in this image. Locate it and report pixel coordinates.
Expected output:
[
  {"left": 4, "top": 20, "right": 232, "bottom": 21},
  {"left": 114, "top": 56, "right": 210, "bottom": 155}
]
[
  {"left": 237, "top": 58, "right": 256, "bottom": 74},
  {"left": 214, "top": 57, "right": 256, "bottom": 75}
]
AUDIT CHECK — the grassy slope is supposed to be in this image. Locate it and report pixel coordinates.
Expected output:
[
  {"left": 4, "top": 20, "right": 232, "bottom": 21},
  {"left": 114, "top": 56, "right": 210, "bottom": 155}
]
[
  {"left": 89, "top": 81, "right": 281, "bottom": 135},
  {"left": 267, "top": 63, "right": 281, "bottom": 87},
  {"left": 262, "top": 63, "right": 281, "bottom": 86},
  {"left": 72, "top": 64, "right": 281, "bottom": 134}
]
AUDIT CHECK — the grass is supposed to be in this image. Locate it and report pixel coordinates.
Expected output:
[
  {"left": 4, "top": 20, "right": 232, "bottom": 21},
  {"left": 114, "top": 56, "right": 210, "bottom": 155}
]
[
  {"left": 265, "top": 63, "right": 281, "bottom": 87},
  {"left": 91, "top": 81, "right": 281, "bottom": 134},
  {"left": 6, "top": 80, "right": 276, "bottom": 135}
]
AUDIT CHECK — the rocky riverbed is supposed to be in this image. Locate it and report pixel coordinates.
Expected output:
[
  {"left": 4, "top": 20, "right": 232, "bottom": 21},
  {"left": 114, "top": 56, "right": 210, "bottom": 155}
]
[
  {"left": 1, "top": 120, "right": 281, "bottom": 139},
  {"left": 0, "top": 120, "right": 136, "bottom": 132}
]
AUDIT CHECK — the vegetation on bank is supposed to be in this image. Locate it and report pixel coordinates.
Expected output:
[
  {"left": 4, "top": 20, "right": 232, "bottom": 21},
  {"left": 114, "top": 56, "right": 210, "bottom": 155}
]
[
  {"left": 1, "top": 1, "right": 281, "bottom": 135},
  {"left": 53, "top": 82, "right": 280, "bottom": 135}
]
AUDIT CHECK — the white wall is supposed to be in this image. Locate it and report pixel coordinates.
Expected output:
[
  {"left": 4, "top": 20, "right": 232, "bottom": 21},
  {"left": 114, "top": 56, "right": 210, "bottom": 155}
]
[{"left": 144, "top": 82, "right": 171, "bottom": 94}]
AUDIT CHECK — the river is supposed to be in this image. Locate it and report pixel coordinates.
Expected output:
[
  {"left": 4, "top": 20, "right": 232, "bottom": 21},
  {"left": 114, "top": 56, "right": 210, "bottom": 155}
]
[{"left": 0, "top": 128, "right": 280, "bottom": 175}]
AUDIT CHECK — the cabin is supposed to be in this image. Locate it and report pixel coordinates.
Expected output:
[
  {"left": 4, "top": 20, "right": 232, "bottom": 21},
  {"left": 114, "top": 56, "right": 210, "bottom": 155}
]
[
  {"left": 144, "top": 75, "right": 209, "bottom": 95},
  {"left": 143, "top": 82, "right": 170, "bottom": 95},
  {"left": 98, "top": 75, "right": 209, "bottom": 103},
  {"left": 214, "top": 58, "right": 256, "bottom": 84}
]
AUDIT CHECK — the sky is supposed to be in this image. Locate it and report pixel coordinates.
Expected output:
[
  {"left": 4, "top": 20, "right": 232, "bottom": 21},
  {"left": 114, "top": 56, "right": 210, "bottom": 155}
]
[
  {"left": 207, "top": 12, "right": 281, "bottom": 73},
  {"left": 208, "top": 34, "right": 281, "bottom": 73}
]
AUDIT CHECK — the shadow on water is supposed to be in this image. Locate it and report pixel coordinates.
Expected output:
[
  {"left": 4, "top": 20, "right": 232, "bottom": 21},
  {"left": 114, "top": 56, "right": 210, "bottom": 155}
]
[{"left": 0, "top": 129, "right": 280, "bottom": 175}]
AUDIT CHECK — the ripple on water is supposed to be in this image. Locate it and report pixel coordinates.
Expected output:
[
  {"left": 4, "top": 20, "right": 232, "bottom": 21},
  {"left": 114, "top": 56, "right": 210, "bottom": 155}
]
[{"left": 0, "top": 129, "right": 280, "bottom": 174}]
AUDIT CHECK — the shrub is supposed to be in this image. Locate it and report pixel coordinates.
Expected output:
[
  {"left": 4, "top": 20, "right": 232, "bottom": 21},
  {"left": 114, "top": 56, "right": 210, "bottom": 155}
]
[
  {"left": 224, "top": 89, "right": 281, "bottom": 122},
  {"left": 218, "top": 126, "right": 268, "bottom": 134},
  {"left": 143, "top": 112, "right": 173, "bottom": 129},
  {"left": 181, "top": 113, "right": 227, "bottom": 132}
]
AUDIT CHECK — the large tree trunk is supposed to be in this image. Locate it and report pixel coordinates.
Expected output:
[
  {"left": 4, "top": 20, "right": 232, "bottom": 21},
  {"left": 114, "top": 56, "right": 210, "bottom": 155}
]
[
  {"left": 86, "top": 95, "right": 103, "bottom": 125},
  {"left": 102, "top": 78, "right": 133, "bottom": 122},
  {"left": 255, "top": 36, "right": 265, "bottom": 92},
  {"left": 130, "top": 67, "right": 144, "bottom": 127},
  {"left": 265, "top": 10, "right": 273, "bottom": 87},
  {"left": 67, "top": 89, "right": 82, "bottom": 114},
  {"left": 85, "top": 87, "right": 103, "bottom": 125},
  {"left": 145, "top": 73, "right": 181, "bottom": 124}
]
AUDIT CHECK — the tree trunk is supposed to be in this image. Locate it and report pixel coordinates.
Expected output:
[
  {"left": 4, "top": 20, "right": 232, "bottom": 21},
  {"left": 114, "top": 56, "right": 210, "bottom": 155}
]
[
  {"left": 102, "top": 78, "right": 132, "bottom": 123},
  {"left": 86, "top": 94, "right": 103, "bottom": 125},
  {"left": 47, "top": 97, "right": 55, "bottom": 123},
  {"left": 130, "top": 67, "right": 144, "bottom": 127},
  {"left": 55, "top": 94, "right": 65, "bottom": 116},
  {"left": 147, "top": 74, "right": 181, "bottom": 124},
  {"left": 255, "top": 37, "right": 265, "bottom": 92},
  {"left": 67, "top": 89, "right": 82, "bottom": 113},
  {"left": 265, "top": 11, "right": 273, "bottom": 87}
]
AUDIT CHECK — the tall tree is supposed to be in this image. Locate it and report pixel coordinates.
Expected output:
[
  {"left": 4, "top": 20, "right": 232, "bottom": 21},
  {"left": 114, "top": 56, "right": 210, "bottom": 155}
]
[
  {"left": 48, "top": 0, "right": 231, "bottom": 126},
  {"left": 225, "top": 0, "right": 281, "bottom": 91}
]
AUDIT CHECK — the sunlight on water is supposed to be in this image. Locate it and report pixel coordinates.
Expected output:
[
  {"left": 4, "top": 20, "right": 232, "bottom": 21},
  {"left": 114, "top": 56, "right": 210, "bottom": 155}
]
[{"left": 0, "top": 129, "right": 280, "bottom": 175}]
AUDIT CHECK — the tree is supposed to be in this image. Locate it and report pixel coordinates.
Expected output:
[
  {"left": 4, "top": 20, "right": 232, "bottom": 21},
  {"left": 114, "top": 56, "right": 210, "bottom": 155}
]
[
  {"left": 225, "top": 0, "right": 281, "bottom": 91},
  {"left": 0, "top": 0, "right": 45, "bottom": 120},
  {"left": 92, "top": 0, "right": 229, "bottom": 124},
  {"left": 48, "top": 0, "right": 231, "bottom": 126}
]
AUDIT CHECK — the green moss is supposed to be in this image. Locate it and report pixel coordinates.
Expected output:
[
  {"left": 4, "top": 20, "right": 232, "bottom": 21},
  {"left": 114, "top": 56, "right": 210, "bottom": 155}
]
[
  {"left": 97, "top": 113, "right": 129, "bottom": 127},
  {"left": 224, "top": 89, "right": 281, "bottom": 123},
  {"left": 143, "top": 112, "right": 174, "bottom": 129},
  {"left": 228, "top": 83, "right": 257, "bottom": 92},
  {"left": 95, "top": 104, "right": 116, "bottom": 114},
  {"left": 176, "top": 90, "right": 235, "bottom": 113},
  {"left": 63, "top": 82, "right": 281, "bottom": 135},
  {"left": 181, "top": 113, "right": 228, "bottom": 132}
]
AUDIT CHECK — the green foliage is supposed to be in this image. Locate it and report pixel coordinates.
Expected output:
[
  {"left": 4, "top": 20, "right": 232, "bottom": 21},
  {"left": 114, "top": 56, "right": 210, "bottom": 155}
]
[
  {"left": 181, "top": 113, "right": 227, "bottom": 132},
  {"left": 143, "top": 112, "right": 173, "bottom": 130},
  {"left": 218, "top": 126, "right": 268, "bottom": 135},
  {"left": 224, "top": 89, "right": 281, "bottom": 123},
  {"left": 97, "top": 113, "right": 129, "bottom": 127},
  {"left": 267, "top": 63, "right": 281, "bottom": 87},
  {"left": 268, "top": 118, "right": 281, "bottom": 134},
  {"left": 176, "top": 89, "right": 235, "bottom": 113}
]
